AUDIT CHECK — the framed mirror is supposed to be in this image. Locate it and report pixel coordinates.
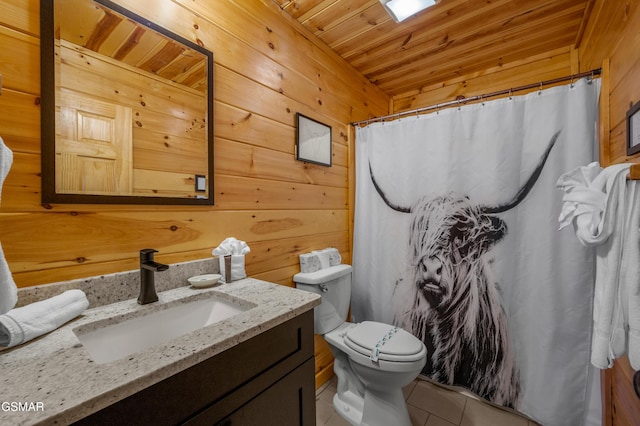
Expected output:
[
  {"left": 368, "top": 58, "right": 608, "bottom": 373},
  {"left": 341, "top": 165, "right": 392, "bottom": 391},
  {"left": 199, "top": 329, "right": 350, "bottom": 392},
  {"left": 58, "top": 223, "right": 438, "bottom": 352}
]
[{"left": 41, "top": 0, "right": 214, "bottom": 205}]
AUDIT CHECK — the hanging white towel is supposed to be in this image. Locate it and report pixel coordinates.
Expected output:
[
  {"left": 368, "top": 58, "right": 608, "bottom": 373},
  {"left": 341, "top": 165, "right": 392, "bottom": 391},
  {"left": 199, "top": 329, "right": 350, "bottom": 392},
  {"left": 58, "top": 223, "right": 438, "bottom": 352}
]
[
  {"left": 557, "top": 162, "right": 640, "bottom": 369},
  {"left": 0, "top": 136, "right": 11, "bottom": 201},
  {"left": 0, "top": 289, "right": 89, "bottom": 348},
  {"left": 0, "top": 136, "right": 17, "bottom": 314},
  {"left": 622, "top": 185, "right": 640, "bottom": 369},
  {"left": 0, "top": 243, "right": 17, "bottom": 315}
]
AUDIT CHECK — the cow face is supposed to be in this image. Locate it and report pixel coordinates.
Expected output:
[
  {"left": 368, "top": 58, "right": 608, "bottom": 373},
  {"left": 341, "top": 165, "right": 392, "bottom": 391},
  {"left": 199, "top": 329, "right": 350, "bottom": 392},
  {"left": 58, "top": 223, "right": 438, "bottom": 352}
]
[
  {"left": 409, "top": 194, "right": 506, "bottom": 308},
  {"left": 369, "top": 131, "right": 559, "bottom": 308}
]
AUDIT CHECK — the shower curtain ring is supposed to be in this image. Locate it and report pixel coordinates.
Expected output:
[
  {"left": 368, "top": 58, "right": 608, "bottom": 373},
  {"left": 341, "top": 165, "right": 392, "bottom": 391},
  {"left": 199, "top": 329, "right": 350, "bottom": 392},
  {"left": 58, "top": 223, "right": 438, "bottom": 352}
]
[
  {"left": 570, "top": 76, "right": 574, "bottom": 88},
  {"left": 509, "top": 89, "right": 513, "bottom": 100},
  {"left": 538, "top": 81, "right": 543, "bottom": 95},
  {"left": 436, "top": 104, "right": 439, "bottom": 114}
]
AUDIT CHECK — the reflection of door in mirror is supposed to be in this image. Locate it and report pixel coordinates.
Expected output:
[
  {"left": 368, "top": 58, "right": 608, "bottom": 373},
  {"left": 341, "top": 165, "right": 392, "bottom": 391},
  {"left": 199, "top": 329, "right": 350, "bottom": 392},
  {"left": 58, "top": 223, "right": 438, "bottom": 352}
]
[{"left": 56, "top": 91, "right": 133, "bottom": 195}]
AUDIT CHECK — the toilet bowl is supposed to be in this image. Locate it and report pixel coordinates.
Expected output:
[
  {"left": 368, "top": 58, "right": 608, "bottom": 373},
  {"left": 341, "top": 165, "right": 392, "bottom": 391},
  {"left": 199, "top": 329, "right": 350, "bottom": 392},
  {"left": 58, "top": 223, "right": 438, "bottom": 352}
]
[{"left": 294, "top": 264, "right": 427, "bottom": 426}]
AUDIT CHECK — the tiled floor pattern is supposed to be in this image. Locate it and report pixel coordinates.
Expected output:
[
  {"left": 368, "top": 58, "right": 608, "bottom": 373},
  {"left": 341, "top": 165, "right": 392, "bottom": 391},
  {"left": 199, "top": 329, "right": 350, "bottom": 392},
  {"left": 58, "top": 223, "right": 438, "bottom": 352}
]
[{"left": 315, "top": 375, "right": 542, "bottom": 426}]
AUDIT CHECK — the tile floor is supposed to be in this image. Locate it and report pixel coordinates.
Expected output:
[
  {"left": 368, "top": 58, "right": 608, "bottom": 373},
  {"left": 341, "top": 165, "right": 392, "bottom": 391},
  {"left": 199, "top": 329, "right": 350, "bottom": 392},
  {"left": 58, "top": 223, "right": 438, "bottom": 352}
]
[{"left": 315, "top": 375, "right": 542, "bottom": 426}]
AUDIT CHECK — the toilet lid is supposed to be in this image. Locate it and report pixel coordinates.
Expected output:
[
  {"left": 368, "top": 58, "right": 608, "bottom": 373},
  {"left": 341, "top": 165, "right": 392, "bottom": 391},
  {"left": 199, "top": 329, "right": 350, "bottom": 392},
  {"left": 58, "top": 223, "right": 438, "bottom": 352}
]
[{"left": 344, "top": 321, "right": 425, "bottom": 362}]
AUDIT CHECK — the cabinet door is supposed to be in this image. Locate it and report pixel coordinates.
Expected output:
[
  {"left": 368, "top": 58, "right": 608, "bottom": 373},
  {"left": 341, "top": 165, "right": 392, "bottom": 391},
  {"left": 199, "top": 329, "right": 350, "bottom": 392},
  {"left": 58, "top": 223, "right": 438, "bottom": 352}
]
[
  {"left": 212, "top": 357, "right": 316, "bottom": 426},
  {"left": 72, "top": 311, "right": 315, "bottom": 426}
]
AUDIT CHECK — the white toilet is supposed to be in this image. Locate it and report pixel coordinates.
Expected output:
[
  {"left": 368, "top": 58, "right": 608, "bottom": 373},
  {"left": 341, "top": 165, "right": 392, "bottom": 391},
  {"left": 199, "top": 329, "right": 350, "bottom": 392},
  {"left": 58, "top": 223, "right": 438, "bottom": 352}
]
[{"left": 294, "top": 264, "right": 426, "bottom": 426}]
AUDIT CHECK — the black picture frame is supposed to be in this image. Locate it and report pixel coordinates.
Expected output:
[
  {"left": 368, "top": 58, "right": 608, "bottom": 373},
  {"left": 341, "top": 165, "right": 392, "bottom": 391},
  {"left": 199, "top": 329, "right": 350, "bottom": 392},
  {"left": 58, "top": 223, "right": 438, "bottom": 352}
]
[
  {"left": 295, "top": 113, "right": 332, "bottom": 167},
  {"left": 40, "top": 0, "right": 214, "bottom": 205},
  {"left": 626, "top": 100, "right": 640, "bottom": 156}
]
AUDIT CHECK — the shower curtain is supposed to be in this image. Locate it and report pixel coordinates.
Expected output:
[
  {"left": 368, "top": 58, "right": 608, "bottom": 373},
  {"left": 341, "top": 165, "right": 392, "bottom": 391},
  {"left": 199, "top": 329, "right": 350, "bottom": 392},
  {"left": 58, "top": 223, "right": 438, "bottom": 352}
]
[{"left": 353, "top": 79, "right": 600, "bottom": 426}]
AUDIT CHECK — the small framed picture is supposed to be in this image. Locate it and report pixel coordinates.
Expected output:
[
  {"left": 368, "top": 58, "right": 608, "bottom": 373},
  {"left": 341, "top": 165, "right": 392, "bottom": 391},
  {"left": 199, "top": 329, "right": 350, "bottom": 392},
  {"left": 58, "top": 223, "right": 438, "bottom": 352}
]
[
  {"left": 296, "top": 113, "right": 332, "bottom": 167},
  {"left": 626, "top": 100, "right": 640, "bottom": 156}
]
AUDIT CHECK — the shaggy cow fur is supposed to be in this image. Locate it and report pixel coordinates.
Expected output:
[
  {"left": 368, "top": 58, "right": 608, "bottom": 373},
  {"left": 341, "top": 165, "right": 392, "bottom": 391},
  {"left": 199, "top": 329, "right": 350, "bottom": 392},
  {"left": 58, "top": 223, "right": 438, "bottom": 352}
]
[
  {"left": 369, "top": 131, "right": 560, "bottom": 410},
  {"left": 393, "top": 194, "right": 521, "bottom": 408}
]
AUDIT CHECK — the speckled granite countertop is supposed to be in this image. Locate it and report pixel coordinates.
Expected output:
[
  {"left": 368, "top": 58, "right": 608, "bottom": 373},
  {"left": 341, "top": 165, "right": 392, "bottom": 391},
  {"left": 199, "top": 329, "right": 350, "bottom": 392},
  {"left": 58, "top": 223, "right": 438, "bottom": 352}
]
[{"left": 0, "top": 278, "right": 320, "bottom": 425}]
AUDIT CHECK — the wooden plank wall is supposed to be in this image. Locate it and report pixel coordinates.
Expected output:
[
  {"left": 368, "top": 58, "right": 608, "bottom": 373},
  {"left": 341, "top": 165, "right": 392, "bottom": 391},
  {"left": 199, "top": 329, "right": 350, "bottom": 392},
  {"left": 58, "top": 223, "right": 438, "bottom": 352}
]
[
  {"left": 0, "top": 0, "right": 388, "bottom": 388},
  {"left": 578, "top": 1, "right": 640, "bottom": 424},
  {"left": 59, "top": 43, "right": 210, "bottom": 198},
  {"left": 390, "top": 1, "right": 640, "bottom": 424},
  {"left": 391, "top": 45, "right": 579, "bottom": 114},
  {"left": 580, "top": 0, "right": 640, "bottom": 166}
]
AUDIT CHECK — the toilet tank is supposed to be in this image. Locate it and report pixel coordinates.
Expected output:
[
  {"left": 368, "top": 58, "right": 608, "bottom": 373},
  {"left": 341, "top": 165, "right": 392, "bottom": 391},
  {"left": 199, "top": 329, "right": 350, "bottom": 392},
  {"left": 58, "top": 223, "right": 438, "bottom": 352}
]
[{"left": 293, "top": 264, "right": 352, "bottom": 334}]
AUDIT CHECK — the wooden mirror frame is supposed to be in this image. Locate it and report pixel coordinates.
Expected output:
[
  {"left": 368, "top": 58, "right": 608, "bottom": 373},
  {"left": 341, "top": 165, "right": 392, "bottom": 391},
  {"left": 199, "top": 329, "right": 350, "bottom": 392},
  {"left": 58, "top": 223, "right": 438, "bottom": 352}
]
[{"left": 40, "top": 0, "right": 214, "bottom": 205}]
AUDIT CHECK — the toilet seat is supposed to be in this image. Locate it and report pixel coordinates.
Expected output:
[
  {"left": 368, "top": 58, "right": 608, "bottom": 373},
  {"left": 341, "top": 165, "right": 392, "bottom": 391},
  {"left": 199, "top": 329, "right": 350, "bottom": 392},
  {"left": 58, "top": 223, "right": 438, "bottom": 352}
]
[{"left": 344, "top": 321, "right": 425, "bottom": 362}]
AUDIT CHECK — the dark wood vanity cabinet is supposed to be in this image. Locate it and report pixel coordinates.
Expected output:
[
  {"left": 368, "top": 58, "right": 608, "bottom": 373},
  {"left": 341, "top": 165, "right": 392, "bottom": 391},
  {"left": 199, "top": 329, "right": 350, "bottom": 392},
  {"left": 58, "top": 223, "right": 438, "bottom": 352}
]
[{"left": 74, "top": 310, "right": 316, "bottom": 426}]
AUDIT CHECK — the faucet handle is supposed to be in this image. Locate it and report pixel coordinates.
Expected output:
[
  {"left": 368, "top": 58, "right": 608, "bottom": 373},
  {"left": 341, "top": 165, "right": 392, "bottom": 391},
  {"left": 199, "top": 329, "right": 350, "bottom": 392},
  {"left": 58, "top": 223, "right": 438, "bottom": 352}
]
[{"left": 140, "top": 248, "right": 159, "bottom": 262}]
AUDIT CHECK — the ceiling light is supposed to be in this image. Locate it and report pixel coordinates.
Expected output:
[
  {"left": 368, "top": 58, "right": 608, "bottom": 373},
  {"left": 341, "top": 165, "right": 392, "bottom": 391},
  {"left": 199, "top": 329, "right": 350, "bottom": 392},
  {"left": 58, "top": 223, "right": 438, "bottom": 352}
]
[{"left": 380, "top": 0, "right": 436, "bottom": 23}]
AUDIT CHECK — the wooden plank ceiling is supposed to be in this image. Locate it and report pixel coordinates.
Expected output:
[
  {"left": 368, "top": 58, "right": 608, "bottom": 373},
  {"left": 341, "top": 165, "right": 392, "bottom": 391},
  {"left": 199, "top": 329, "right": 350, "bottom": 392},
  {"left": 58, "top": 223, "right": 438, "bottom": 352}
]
[
  {"left": 273, "top": 0, "right": 594, "bottom": 98},
  {"left": 59, "top": 0, "right": 208, "bottom": 92}
]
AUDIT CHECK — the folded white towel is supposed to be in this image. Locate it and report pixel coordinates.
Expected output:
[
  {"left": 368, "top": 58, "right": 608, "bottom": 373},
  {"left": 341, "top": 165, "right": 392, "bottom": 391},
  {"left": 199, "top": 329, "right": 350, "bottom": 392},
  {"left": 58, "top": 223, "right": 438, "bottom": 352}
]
[
  {"left": 299, "top": 248, "right": 342, "bottom": 273},
  {"left": 315, "top": 250, "right": 331, "bottom": 269},
  {"left": 0, "top": 289, "right": 89, "bottom": 348},
  {"left": 212, "top": 237, "right": 251, "bottom": 256},
  {"left": 212, "top": 238, "right": 250, "bottom": 282}
]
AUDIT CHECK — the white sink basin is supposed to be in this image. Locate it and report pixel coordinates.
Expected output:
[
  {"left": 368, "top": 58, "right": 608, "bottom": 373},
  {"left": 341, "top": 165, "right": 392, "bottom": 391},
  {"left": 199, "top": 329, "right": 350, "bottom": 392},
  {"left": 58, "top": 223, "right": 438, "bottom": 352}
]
[{"left": 74, "top": 295, "right": 249, "bottom": 364}]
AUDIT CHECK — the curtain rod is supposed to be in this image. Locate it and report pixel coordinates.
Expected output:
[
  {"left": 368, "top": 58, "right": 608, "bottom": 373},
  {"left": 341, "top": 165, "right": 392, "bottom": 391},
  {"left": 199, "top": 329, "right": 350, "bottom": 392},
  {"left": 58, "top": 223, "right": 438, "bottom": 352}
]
[{"left": 350, "top": 68, "right": 602, "bottom": 127}]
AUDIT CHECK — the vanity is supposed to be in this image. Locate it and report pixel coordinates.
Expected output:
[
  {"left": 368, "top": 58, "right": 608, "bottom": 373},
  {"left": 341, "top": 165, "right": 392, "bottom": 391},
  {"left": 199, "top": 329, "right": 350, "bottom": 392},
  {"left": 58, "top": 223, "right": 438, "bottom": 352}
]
[
  {"left": 0, "top": 269, "right": 320, "bottom": 425},
  {"left": 21, "top": 0, "right": 322, "bottom": 422}
]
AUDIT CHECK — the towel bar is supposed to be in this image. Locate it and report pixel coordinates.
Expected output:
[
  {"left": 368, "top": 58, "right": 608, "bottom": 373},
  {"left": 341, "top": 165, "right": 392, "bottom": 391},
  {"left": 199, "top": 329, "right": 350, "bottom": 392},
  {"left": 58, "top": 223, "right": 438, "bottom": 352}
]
[{"left": 628, "top": 164, "right": 640, "bottom": 180}]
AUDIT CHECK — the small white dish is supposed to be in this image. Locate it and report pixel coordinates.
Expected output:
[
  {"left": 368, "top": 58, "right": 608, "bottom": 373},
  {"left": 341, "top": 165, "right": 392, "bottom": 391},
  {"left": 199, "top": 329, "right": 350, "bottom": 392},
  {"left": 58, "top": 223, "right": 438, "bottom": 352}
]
[{"left": 188, "top": 274, "right": 221, "bottom": 288}]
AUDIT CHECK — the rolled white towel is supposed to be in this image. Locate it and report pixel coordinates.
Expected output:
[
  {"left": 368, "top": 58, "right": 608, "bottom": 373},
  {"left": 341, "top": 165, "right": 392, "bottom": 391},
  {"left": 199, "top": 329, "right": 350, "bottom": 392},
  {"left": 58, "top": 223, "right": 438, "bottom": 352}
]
[
  {"left": 299, "top": 248, "right": 342, "bottom": 273},
  {"left": 299, "top": 252, "right": 322, "bottom": 273},
  {"left": 0, "top": 289, "right": 89, "bottom": 348},
  {"left": 218, "top": 255, "right": 247, "bottom": 283},
  {"left": 325, "top": 248, "right": 342, "bottom": 267},
  {"left": 314, "top": 250, "right": 331, "bottom": 269}
]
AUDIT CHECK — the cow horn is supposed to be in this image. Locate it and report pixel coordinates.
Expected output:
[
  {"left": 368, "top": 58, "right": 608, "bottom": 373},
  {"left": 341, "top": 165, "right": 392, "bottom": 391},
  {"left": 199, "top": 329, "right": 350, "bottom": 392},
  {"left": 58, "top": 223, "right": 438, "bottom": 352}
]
[
  {"left": 369, "top": 162, "right": 412, "bottom": 213},
  {"left": 480, "top": 130, "right": 561, "bottom": 214},
  {"left": 369, "top": 130, "right": 560, "bottom": 215}
]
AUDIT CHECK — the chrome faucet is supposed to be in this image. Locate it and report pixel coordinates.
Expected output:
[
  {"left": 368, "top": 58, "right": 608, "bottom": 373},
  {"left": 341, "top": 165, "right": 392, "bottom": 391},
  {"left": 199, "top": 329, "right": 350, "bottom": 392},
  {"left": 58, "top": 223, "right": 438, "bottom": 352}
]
[{"left": 138, "top": 249, "right": 169, "bottom": 305}]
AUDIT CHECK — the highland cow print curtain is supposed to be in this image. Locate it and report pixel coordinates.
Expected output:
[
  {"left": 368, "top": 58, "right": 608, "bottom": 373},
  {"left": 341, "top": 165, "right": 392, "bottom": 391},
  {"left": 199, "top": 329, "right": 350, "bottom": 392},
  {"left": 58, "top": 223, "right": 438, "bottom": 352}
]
[{"left": 353, "top": 79, "right": 601, "bottom": 426}]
